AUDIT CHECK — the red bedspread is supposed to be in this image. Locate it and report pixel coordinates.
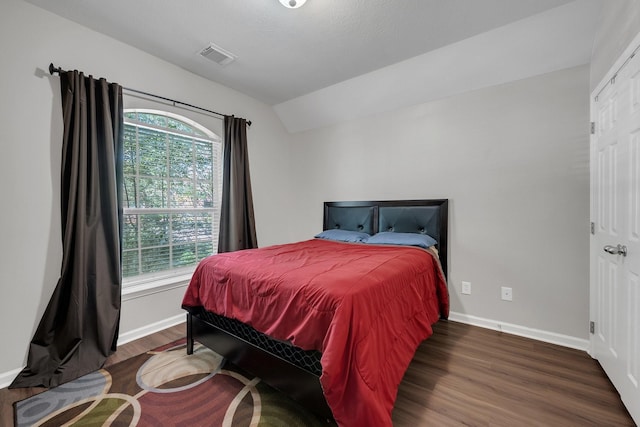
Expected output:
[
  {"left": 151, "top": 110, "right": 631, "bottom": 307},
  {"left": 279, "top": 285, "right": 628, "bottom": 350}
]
[{"left": 182, "top": 239, "right": 449, "bottom": 426}]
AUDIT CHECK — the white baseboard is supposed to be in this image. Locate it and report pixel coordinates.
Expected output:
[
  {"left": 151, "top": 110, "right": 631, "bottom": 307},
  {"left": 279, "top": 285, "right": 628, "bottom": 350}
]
[
  {"left": 1, "top": 314, "right": 186, "bottom": 390},
  {"left": 448, "top": 311, "right": 589, "bottom": 352},
  {"left": 117, "top": 313, "right": 185, "bottom": 345},
  {"left": 0, "top": 367, "right": 24, "bottom": 390},
  {"left": 3, "top": 312, "right": 587, "bottom": 389}
]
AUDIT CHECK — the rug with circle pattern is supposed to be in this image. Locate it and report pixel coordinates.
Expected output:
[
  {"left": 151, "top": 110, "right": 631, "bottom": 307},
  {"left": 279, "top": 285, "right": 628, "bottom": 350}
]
[{"left": 14, "top": 340, "right": 333, "bottom": 426}]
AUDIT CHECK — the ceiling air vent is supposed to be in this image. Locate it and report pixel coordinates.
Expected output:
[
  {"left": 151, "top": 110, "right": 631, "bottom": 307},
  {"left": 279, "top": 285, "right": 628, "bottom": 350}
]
[{"left": 199, "top": 43, "right": 236, "bottom": 66}]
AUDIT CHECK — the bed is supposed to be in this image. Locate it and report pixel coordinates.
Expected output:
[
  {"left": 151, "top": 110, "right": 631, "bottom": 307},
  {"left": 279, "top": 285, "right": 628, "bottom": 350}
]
[{"left": 182, "top": 199, "right": 449, "bottom": 426}]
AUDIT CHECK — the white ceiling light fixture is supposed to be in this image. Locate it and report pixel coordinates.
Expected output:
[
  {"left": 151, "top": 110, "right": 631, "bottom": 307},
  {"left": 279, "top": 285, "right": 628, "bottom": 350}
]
[{"left": 279, "top": 0, "right": 307, "bottom": 9}]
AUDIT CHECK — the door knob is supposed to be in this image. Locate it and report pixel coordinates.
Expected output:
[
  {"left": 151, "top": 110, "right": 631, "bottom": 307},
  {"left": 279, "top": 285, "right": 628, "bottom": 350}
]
[{"left": 603, "top": 244, "right": 628, "bottom": 256}]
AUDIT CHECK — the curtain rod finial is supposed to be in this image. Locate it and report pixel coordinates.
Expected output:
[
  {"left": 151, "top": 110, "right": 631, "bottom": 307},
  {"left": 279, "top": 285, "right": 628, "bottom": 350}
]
[{"left": 49, "top": 63, "right": 56, "bottom": 75}]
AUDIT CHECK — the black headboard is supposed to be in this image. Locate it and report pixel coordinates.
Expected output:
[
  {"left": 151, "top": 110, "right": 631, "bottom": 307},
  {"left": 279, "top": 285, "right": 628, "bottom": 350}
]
[{"left": 323, "top": 199, "right": 448, "bottom": 278}]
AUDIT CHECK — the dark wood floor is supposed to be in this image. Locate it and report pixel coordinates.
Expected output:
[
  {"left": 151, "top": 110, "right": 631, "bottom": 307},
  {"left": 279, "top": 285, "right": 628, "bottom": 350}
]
[
  {"left": 1, "top": 320, "right": 635, "bottom": 426},
  {"left": 394, "top": 321, "right": 635, "bottom": 426}
]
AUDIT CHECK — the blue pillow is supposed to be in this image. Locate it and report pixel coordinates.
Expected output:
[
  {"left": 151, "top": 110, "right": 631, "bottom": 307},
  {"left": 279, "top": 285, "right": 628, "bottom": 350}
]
[
  {"left": 314, "top": 229, "right": 370, "bottom": 243},
  {"left": 367, "top": 232, "right": 437, "bottom": 249}
]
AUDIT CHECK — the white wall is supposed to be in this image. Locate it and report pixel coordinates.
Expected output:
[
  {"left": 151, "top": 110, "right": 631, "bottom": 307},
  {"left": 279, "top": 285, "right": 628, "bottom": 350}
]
[
  {"left": 0, "top": 0, "right": 294, "bottom": 381},
  {"left": 288, "top": 65, "right": 591, "bottom": 341},
  {"left": 590, "top": 0, "right": 640, "bottom": 91},
  {"left": 2, "top": 0, "right": 620, "bottom": 384}
]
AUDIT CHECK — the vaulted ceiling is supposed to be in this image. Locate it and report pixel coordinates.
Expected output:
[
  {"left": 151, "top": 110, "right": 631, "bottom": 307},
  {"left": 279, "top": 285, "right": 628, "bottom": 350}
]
[{"left": 25, "top": 0, "right": 602, "bottom": 131}]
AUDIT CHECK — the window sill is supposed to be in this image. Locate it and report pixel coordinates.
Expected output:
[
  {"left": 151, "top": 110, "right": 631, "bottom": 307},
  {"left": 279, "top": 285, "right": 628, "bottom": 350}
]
[{"left": 122, "top": 273, "right": 192, "bottom": 301}]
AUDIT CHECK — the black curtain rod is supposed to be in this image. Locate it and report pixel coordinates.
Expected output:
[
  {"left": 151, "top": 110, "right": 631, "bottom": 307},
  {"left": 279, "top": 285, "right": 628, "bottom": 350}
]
[{"left": 48, "top": 63, "right": 251, "bottom": 126}]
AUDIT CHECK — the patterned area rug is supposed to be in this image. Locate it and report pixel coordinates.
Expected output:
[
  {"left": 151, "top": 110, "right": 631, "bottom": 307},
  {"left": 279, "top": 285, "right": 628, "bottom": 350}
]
[{"left": 14, "top": 340, "right": 333, "bottom": 426}]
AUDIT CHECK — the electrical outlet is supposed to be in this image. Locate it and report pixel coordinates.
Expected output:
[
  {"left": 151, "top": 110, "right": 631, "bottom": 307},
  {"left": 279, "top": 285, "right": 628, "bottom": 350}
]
[
  {"left": 501, "top": 286, "right": 513, "bottom": 301},
  {"left": 462, "top": 281, "right": 471, "bottom": 295}
]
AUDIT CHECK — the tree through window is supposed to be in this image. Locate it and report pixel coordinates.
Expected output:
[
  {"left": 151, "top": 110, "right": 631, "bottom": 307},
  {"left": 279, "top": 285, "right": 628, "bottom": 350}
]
[{"left": 122, "top": 110, "right": 222, "bottom": 282}]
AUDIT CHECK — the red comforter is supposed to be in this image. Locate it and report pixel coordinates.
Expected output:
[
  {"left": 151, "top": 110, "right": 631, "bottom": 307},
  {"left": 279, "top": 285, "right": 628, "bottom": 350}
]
[{"left": 182, "top": 238, "right": 449, "bottom": 426}]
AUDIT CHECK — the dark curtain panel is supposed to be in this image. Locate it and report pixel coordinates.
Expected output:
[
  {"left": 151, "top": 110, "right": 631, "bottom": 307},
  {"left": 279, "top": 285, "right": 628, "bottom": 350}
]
[
  {"left": 10, "top": 70, "right": 123, "bottom": 389},
  {"left": 218, "top": 116, "right": 257, "bottom": 253}
]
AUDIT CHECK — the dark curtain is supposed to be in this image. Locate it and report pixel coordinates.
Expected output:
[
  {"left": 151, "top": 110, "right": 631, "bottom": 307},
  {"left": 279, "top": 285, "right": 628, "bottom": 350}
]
[
  {"left": 217, "top": 116, "right": 257, "bottom": 253},
  {"left": 10, "top": 70, "right": 123, "bottom": 389}
]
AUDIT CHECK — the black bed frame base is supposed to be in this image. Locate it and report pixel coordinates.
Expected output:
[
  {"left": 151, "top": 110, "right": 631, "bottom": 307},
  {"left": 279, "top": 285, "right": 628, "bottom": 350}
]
[{"left": 186, "top": 312, "right": 334, "bottom": 422}]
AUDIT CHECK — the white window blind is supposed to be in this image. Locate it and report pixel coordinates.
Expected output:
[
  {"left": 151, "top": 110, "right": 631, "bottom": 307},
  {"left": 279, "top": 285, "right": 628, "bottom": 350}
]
[{"left": 122, "top": 110, "right": 222, "bottom": 285}]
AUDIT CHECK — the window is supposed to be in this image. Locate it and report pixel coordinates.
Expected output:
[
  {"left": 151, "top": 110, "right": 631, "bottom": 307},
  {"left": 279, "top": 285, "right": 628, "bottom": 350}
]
[{"left": 122, "top": 110, "right": 222, "bottom": 285}]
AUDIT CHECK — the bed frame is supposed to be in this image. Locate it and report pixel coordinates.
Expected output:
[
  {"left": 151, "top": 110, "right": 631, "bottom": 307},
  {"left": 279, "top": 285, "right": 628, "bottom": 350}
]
[{"left": 184, "top": 199, "right": 448, "bottom": 421}]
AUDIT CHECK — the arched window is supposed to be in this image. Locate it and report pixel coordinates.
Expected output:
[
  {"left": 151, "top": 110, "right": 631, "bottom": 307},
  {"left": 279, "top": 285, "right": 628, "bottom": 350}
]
[{"left": 122, "top": 110, "right": 222, "bottom": 283}]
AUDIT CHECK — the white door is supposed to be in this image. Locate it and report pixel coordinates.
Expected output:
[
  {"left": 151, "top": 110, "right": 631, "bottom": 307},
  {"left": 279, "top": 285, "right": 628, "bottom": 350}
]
[{"left": 590, "top": 39, "right": 640, "bottom": 424}]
